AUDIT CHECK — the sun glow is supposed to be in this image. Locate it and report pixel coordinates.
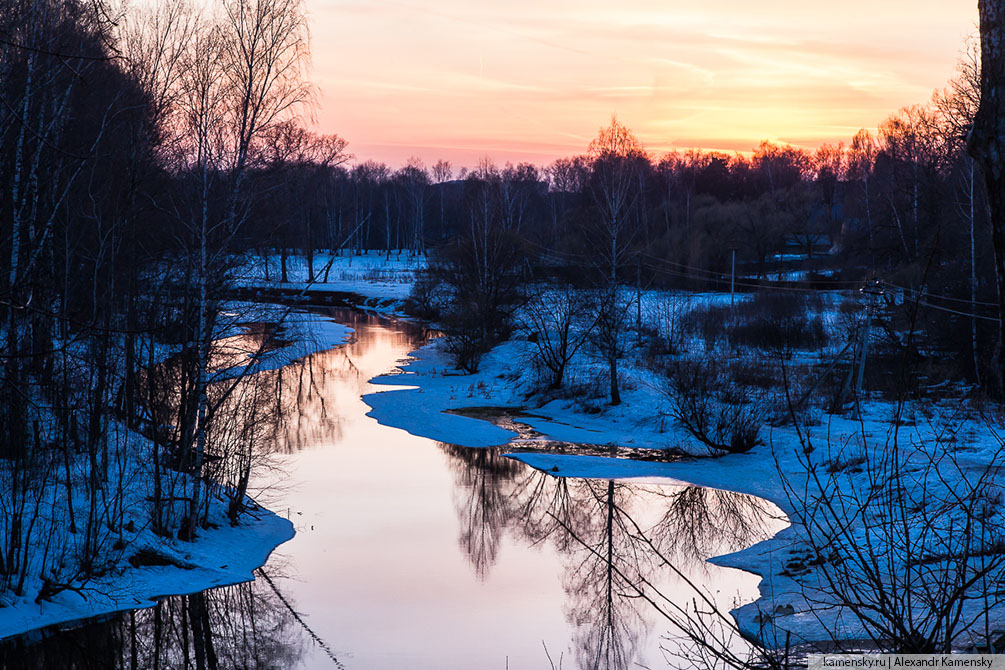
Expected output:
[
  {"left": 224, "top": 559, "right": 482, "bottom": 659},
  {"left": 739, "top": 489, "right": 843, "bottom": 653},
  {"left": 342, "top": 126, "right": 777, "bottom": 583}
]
[{"left": 309, "top": 0, "right": 976, "bottom": 168}]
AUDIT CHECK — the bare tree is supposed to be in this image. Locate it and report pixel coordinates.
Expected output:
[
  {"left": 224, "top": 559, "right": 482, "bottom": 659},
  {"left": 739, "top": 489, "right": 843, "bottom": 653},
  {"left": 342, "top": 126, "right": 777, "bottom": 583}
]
[
  {"left": 260, "top": 120, "right": 349, "bottom": 280},
  {"left": 590, "top": 285, "right": 632, "bottom": 406},
  {"left": 848, "top": 129, "right": 879, "bottom": 262},
  {"left": 778, "top": 414, "right": 1005, "bottom": 653},
  {"left": 937, "top": 37, "right": 989, "bottom": 390},
  {"left": 587, "top": 117, "right": 647, "bottom": 284},
  {"left": 169, "top": 0, "right": 313, "bottom": 539},
  {"left": 519, "top": 282, "right": 593, "bottom": 390},
  {"left": 432, "top": 158, "right": 452, "bottom": 240},
  {"left": 396, "top": 157, "right": 429, "bottom": 255}
]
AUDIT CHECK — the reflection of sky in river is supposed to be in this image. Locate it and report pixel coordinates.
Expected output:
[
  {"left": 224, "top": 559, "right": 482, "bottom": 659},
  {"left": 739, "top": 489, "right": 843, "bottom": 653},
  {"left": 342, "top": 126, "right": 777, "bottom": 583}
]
[
  {"left": 2, "top": 308, "right": 786, "bottom": 670},
  {"left": 252, "top": 309, "right": 785, "bottom": 669}
]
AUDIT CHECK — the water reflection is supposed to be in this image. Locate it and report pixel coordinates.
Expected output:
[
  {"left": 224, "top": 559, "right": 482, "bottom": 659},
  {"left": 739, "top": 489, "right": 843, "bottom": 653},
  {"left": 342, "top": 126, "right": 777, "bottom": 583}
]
[
  {"left": 648, "top": 485, "right": 782, "bottom": 569},
  {"left": 442, "top": 444, "right": 523, "bottom": 579},
  {"left": 0, "top": 577, "right": 307, "bottom": 670},
  {"left": 441, "top": 442, "right": 783, "bottom": 670},
  {"left": 2, "top": 308, "right": 785, "bottom": 670},
  {"left": 211, "top": 309, "right": 430, "bottom": 457}
]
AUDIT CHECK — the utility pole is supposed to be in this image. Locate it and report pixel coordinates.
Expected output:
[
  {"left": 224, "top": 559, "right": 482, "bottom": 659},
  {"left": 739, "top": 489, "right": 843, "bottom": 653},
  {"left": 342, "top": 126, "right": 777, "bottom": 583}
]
[
  {"left": 856, "top": 278, "right": 884, "bottom": 399},
  {"left": 730, "top": 248, "right": 736, "bottom": 308},
  {"left": 636, "top": 256, "right": 642, "bottom": 339}
]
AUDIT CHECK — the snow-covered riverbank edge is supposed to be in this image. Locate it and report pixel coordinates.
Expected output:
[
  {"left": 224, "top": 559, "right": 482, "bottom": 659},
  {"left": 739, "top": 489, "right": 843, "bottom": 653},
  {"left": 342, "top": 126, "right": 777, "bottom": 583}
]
[
  {"left": 233, "top": 250, "right": 424, "bottom": 315},
  {"left": 0, "top": 505, "right": 294, "bottom": 641},
  {"left": 361, "top": 331, "right": 1005, "bottom": 651},
  {"left": 0, "top": 306, "right": 356, "bottom": 642},
  {"left": 361, "top": 335, "right": 800, "bottom": 642}
]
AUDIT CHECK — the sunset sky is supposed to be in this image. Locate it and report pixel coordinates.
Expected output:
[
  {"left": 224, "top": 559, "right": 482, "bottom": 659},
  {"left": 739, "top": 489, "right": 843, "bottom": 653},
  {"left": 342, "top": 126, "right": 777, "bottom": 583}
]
[{"left": 309, "top": 1, "right": 977, "bottom": 170}]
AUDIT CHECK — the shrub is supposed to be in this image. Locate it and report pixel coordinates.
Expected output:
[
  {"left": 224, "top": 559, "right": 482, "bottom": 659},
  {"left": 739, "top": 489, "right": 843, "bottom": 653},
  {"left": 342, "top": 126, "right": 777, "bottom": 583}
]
[
  {"left": 679, "top": 304, "right": 726, "bottom": 352},
  {"left": 423, "top": 230, "right": 529, "bottom": 371},
  {"left": 442, "top": 316, "right": 486, "bottom": 373},
  {"left": 726, "top": 312, "right": 827, "bottom": 353},
  {"left": 654, "top": 357, "right": 765, "bottom": 455},
  {"left": 405, "top": 272, "right": 448, "bottom": 319},
  {"left": 645, "top": 293, "right": 692, "bottom": 355},
  {"left": 679, "top": 291, "right": 828, "bottom": 355}
]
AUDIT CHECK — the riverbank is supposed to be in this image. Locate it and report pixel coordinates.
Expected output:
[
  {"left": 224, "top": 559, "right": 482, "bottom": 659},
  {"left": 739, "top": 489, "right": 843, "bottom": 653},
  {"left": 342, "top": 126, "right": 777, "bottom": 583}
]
[
  {"left": 0, "top": 483, "right": 294, "bottom": 640},
  {"left": 233, "top": 250, "right": 424, "bottom": 313},
  {"left": 362, "top": 326, "right": 1005, "bottom": 652},
  {"left": 0, "top": 304, "right": 355, "bottom": 641}
]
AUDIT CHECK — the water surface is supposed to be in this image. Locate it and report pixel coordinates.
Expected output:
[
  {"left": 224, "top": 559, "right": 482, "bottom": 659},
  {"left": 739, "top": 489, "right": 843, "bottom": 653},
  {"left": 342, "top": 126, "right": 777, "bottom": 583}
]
[{"left": 1, "top": 309, "right": 786, "bottom": 669}]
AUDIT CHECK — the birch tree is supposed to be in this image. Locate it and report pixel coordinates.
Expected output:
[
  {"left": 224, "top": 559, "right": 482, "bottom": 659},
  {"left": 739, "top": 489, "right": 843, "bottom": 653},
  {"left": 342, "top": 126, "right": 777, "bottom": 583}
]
[{"left": 587, "top": 117, "right": 647, "bottom": 285}]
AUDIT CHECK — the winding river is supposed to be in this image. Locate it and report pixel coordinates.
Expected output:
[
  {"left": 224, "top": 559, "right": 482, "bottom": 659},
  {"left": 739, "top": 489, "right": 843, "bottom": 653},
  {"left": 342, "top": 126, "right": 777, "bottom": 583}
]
[{"left": 1, "top": 308, "right": 786, "bottom": 669}]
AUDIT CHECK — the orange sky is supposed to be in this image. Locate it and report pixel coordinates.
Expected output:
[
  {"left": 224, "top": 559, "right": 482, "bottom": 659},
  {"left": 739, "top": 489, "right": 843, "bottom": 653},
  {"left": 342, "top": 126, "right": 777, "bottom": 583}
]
[{"left": 308, "top": 1, "right": 977, "bottom": 170}]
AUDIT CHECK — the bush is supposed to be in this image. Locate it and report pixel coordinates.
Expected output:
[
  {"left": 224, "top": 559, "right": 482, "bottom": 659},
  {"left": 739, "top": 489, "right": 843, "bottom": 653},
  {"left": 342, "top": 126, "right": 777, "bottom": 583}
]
[
  {"left": 405, "top": 272, "right": 448, "bottom": 320},
  {"left": 441, "top": 312, "right": 487, "bottom": 373},
  {"left": 729, "top": 292, "right": 827, "bottom": 352},
  {"left": 680, "top": 304, "right": 725, "bottom": 351},
  {"left": 726, "top": 312, "right": 827, "bottom": 353},
  {"left": 644, "top": 293, "right": 692, "bottom": 355},
  {"left": 654, "top": 357, "right": 765, "bottom": 455}
]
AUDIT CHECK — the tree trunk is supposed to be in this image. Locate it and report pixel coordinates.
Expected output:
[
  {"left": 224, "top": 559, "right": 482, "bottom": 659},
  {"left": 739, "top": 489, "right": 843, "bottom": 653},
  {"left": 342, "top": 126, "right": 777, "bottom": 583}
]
[
  {"left": 970, "top": 159, "right": 982, "bottom": 388},
  {"left": 969, "top": 1, "right": 1005, "bottom": 394},
  {"left": 609, "top": 353, "right": 621, "bottom": 405}
]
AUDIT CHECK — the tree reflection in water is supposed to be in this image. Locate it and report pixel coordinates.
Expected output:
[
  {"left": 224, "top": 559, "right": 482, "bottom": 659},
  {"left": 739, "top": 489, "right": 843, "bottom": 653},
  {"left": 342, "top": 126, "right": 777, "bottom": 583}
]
[
  {"left": 562, "top": 479, "right": 644, "bottom": 670},
  {"left": 441, "top": 443, "right": 523, "bottom": 579},
  {"left": 440, "top": 442, "right": 782, "bottom": 670},
  {"left": 201, "top": 309, "right": 424, "bottom": 514},
  {"left": 647, "top": 485, "right": 783, "bottom": 570},
  {"left": 0, "top": 574, "right": 307, "bottom": 670}
]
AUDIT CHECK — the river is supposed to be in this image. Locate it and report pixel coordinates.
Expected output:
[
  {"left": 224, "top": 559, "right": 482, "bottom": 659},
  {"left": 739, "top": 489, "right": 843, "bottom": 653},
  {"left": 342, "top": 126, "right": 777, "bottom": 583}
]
[{"left": 1, "top": 308, "right": 786, "bottom": 669}]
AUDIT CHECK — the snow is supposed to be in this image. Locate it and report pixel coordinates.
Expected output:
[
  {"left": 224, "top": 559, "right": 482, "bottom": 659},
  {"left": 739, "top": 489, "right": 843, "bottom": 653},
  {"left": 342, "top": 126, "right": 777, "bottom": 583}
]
[
  {"left": 0, "top": 428, "right": 295, "bottom": 640},
  {"left": 510, "top": 452, "right": 690, "bottom": 481},
  {"left": 9, "top": 252, "right": 1002, "bottom": 654},
  {"left": 364, "top": 341, "right": 518, "bottom": 447},
  {"left": 364, "top": 387, "right": 517, "bottom": 447},
  {"left": 360, "top": 285, "right": 1005, "bottom": 653},
  {"left": 233, "top": 250, "right": 426, "bottom": 312}
]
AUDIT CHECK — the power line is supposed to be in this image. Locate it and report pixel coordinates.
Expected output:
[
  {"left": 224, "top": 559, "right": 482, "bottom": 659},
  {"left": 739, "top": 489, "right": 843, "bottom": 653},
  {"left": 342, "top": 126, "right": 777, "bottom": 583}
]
[
  {"left": 915, "top": 299, "right": 1001, "bottom": 322},
  {"left": 883, "top": 280, "right": 999, "bottom": 308},
  {"left": 524, "top": 242, "right": 1001, "bottom": 308},
  {"left": 636, "top": 254, "right": 850, "bottom": 294}
]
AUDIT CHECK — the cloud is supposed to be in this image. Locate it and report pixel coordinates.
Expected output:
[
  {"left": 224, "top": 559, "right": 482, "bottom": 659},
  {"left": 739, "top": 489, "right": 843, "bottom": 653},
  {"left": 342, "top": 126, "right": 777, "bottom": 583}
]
[{"left": 311, "top": 0, "right": 976, "bottom": 169}]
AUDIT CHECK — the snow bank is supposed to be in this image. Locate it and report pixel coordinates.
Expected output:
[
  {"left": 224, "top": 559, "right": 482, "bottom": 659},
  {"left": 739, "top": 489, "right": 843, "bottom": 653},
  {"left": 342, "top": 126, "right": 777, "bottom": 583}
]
[
  {"left": 0, "top": 431, "right": 295, "bottom": 640},
  {"left": 0, "top": 512, "right": 292, "bottom": 641}
]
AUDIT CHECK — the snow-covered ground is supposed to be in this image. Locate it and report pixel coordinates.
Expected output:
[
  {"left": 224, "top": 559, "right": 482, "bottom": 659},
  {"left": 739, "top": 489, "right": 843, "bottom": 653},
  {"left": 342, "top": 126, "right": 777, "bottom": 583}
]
[
  {"left": 0, "top": 459, "right": 294, "bottom": 640},
  {"left": 11, "top": 250, "right": 997, "bottom": 654},
  {"left": 233, "top": 250, "right": 426, "bottom": 310},
  {"left": 214, "top": 302, "right": 355, "bottom": 378},
  {"left": 224, "top": 254, "right": 1005, "bottom": 652},
  {"left": 361, "top": 285, "right": 1005, "bottom": 653}
]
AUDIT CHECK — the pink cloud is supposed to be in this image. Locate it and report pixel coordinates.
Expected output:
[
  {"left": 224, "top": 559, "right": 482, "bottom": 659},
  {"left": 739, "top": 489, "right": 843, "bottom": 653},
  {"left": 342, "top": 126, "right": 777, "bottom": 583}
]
[{"left": 309, "top": 0, "right": 976, "bottom": 169}]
